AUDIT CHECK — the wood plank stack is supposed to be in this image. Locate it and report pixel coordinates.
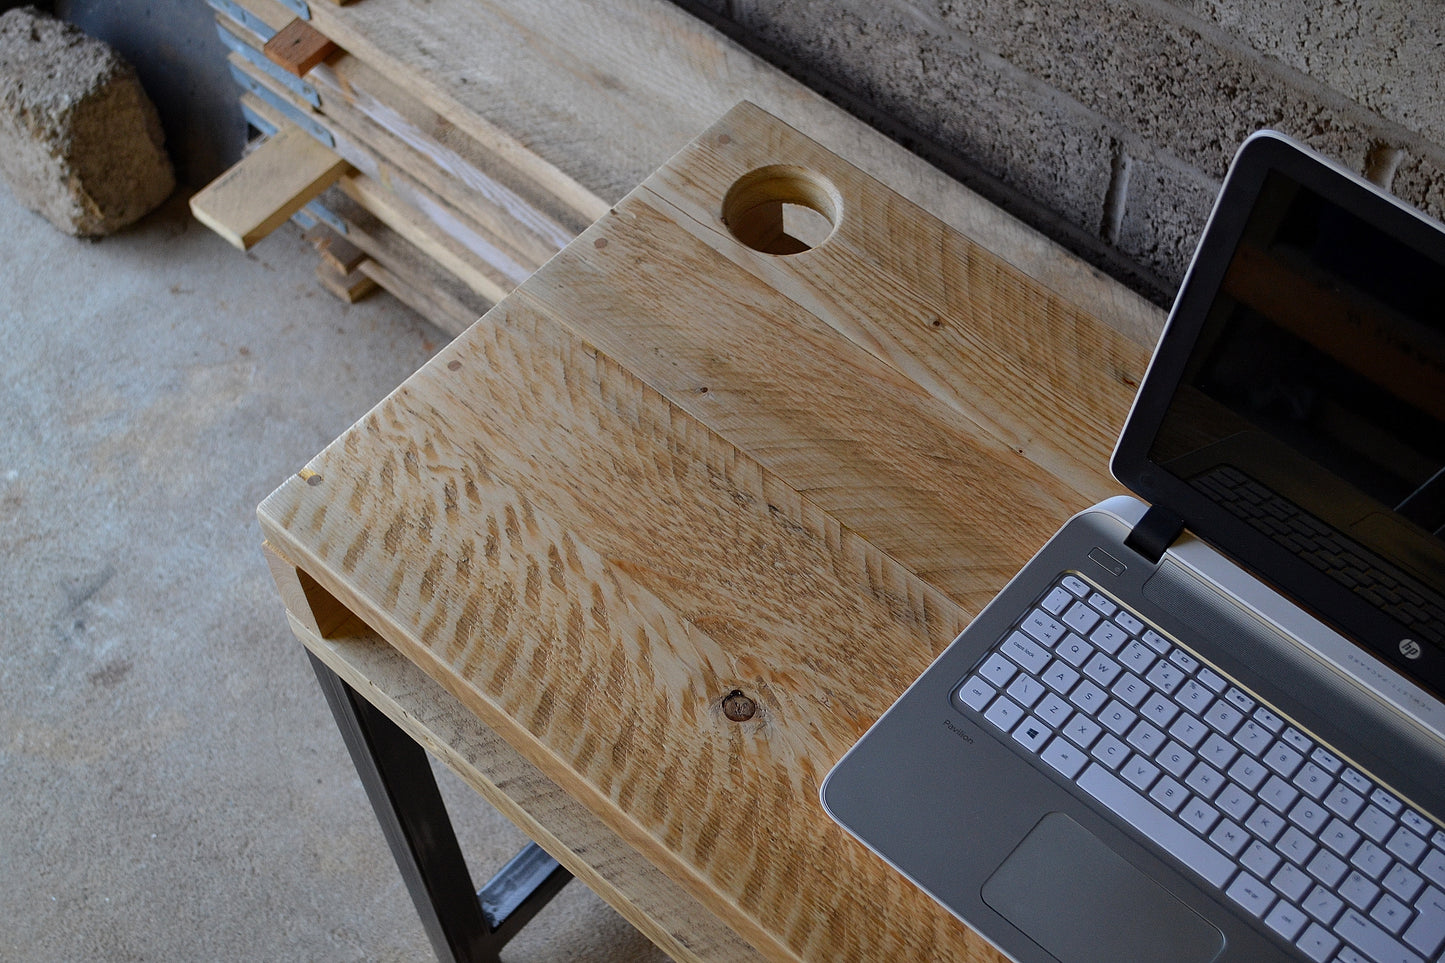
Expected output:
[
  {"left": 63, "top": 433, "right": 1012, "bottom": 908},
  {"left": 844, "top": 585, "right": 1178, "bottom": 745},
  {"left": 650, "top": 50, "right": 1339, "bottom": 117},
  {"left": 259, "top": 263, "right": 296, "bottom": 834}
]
[{"left": 194, "top": 0, "right": 1163, "bottom": 345}]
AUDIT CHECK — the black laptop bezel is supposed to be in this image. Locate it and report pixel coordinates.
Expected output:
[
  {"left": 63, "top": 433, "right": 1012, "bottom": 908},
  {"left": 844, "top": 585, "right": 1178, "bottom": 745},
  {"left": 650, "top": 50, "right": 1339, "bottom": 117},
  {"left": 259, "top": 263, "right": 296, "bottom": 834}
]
[{"left": 1111, "top": 130, "right": 1445, "bottom": 701}]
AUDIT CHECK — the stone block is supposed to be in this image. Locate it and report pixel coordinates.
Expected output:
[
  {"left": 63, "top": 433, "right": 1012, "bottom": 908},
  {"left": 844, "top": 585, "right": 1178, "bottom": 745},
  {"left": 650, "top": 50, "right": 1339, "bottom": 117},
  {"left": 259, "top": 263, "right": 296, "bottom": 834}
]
[
  {"left": 1393, "top": 153, "right": 1445, "bottom": 225},
  {"left": 1113, "top": 152, "right": 1220, "bottom": 287},
  {"left": 0, "top": 7, "right": 175, "bottom": 236},
  {"left": 734, "top": 0, "right": 1116, "bottom": 237},
  {"left": 1160, "top": 0, "right": 1443, "bottom": 147},
  {"left": 915, "top": 0, "right": 1388, "bottom": 181}
]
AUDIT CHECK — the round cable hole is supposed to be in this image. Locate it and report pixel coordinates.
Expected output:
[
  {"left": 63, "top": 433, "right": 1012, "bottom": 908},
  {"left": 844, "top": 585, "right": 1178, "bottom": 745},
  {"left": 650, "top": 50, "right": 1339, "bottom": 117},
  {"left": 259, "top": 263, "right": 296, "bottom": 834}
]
[{"left": 721, "top": 165, "right": 840, "bottom": 255}]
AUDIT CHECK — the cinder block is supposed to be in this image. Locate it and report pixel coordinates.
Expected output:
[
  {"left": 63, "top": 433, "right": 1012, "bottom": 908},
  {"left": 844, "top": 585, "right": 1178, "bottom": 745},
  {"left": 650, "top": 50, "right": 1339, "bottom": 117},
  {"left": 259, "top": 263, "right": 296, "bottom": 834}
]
[
  {"left": 1113, "top": 152, "right": 1220, "bottom": 286},
  {"left": 735, "top": 0, "right": 1115, "bottom": 237},
  {"left": 0, "top": 7, "right": 175, "bottom": 236},
  {"left": 1157, "top": 0, "right": 1443, "bottom": 146},
  {"left": 917, "top": 0, "right": 1387, "bottom": 181},
  {"left": 1393, "top": 154, "right": 1445, "bottom": 225}
]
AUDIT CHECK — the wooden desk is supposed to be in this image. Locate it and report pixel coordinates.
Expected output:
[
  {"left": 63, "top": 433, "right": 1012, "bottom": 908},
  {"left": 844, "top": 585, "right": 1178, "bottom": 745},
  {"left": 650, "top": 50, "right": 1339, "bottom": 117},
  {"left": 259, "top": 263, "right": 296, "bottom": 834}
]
[{"left": 260, "top": 102, "right": 1154, "bottom": 962}]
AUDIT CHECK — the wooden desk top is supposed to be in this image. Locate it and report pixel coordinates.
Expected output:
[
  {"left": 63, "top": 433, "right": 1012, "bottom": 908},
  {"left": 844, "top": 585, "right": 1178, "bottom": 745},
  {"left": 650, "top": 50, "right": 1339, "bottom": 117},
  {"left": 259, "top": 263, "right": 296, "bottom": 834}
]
[{"left": 259, "top": 102, "right": 1152, "bottom": 961}]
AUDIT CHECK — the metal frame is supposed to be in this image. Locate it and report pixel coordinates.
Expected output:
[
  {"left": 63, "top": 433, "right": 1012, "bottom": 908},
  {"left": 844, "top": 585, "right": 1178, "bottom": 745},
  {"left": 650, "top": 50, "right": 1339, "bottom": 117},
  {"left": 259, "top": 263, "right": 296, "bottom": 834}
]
[{"left": 308, "top": 652, "right": 573, "bottom": 962}]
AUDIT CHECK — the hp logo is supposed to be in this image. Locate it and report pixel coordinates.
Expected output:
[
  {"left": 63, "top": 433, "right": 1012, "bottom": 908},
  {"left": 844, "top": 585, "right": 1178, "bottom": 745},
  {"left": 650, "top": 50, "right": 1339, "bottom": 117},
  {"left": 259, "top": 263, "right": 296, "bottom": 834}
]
[{"left": 1399, "top": 638, "right": 1423, "bottom": 660}]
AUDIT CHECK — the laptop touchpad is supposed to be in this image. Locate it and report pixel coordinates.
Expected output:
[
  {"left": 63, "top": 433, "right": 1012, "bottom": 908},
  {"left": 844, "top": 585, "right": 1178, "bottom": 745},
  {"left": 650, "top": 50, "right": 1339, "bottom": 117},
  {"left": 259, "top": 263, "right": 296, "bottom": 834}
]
[{"left": 982, "top": 813, "right": 1224, "bottom": 963}]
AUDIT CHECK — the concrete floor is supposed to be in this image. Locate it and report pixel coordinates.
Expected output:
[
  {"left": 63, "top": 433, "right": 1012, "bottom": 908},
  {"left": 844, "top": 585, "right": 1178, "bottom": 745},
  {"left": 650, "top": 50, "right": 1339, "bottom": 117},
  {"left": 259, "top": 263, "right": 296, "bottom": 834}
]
[{"left": 0, "top": 186, "right": 669, "bottom": 962}]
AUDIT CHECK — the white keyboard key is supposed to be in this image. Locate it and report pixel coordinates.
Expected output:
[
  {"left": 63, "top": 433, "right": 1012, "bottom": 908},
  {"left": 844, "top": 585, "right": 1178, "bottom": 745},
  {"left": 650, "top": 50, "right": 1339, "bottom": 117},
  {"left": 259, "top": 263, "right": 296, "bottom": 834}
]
[
  {"left": 1384, "top": 863, "right": 1424, "bottom": 903},
  {"left": 1242, "top": 840, "right": 1282, "bottom": 880},
  {"left": 1145, "top": 659, "right": 1185, "bottom": 694},
  {"left": 1064, "top": 713, "right": 1103, "bottom": 749},
  {"left": 1290, "top": 797, "right": 1330, "bottom": 835},
  {"left": 1387, "top": 828, "right": 1428, "bottom": 866},
  {"left": 1293, "top": 762, "right": 1331, "bottom": 800},
  {"left": 1341, "top": 767, "right": 1373, "bottom": 795},
  {"left": 1372, "top": 788, "right": 1405, "bottom": 816},
  {"left": 1005, "top": 674, "right": 1046, "bottom": 709},
  {"left": 1121, "top": 755, "right": 1160, "bottom": 792},
  {"left": 1196, "top": 666, "right": 1227, "bottom": 693},
  {"left": 1149, "top": 775, "right": 1188, "bottom": 814},
  {"left": 1034, "top": 692, "right": 1073, "bottom": 729},
  {"left": 1126, "top": 720, "right": 1166, "bottom": 756},
  {"left": 1142, "top": 628, "right": 1171, "bottom": 653},
  {"left": 1168, "top": 647, "right": 1199, "bottom": 671},
  {"left": 1402, "top": 810, "right": 1432, "bottom": 838},
  {"left": 1226, "top": 870, "right": 1276, "bottom": 919},
  {"left": 1420, "top": 848, "right": 1445, "bottom": 888},
  {"left": 1180, "top": 797, "right": 1219, "bottom": 835},
  {"left": 1061, "top": 600, "right": 1100, "bottom": 635},
  {"left": 1229, "top": 755, "right": 1269, "bottom": 791},
  {"left": 1061, "top": 574, "right": 1090, "bottom": 596},
  {"left": 1341, "top": 870, "right": 1381, "bottom": 911},
  {"left": 1310, "top": 745, "right": 1343, "bottom": 774},
  {"left": 1334, "top": 907, "right": 1423, "bottom": 963},
  {"left": 1140, "top": 692, "right": 1178, "bottom": 728},
  {"left": 1233, "top": 720, "right": 1273, "bottom": 757},
  {"left": 1265, "top": 900, "right": 1307, "bottom": 941},
  {"left": 1090, "top": 733, "right": 1130, "bottom": 770},
  {"left": 1307, "top": 848, "right": 1349, "bottom": 888},
  {"left": 1274, "top": 862, "right": 1313, "bottom": 901},
  {"left": 1265, "top": 741, "right": 1305, "bottom": 778},
  {"left": 1083, "top": 652, "right": 1122, "bottom": 686},
  {"left": 1040, "top": 586, "right": 1073, "bottom": 615},
  {"left": 1077, "top": 764, "right": 1236, "bottom": 887},
  {"left": 1114, "top": 610, "right": 1143, "bottom": 634},
  {"left": 1282, "top": 726, "right": 1314, "bottom": 753},
  {"left": 1041, "top": 660, "right": 1081, "bottom": 695},
  {"left": 1020, "top": 612, "right": 1067, "bottom": 648},
  {"left": 1158, "top": 742, "right": 1194, "bottom": 778},
  {"left": 1069, "top": 679, "right": 1108, "bottom": 714},
  {"left": 1253, "top": 705, "right": 1284, "bottom": 732},
  {"left": 959, "top": 677, "right": 996, "bottom": 710},
  {"left": 1296, "top": 921, "right": 1340, "bottom": 962},
  {"left": 1303, "top": 884, "right": 1344, "bottom": 925},
  {"left": 1086, "top": 592, "right": 1116, "bottom": 616},
  {"left": 984, "top": 696, "right": 1025, "bottom": 733},
  {"left": 1278, "top": 826, "right": 1317, "bottom": 867},
  {"left": 1055, "top": 633, "right": 1093, "bottom": 667},
  {"left": 1198, "top": 732, "right": 1237, "bottom": 770},
  {"left": 1404, "top": 886, "right": 1445, "bottom": 957},
  {"left": 1327, "top": 784, "right": 1367, "bottom": 821},
  {"left": 1371, "top": 893, "right": 1411, "bottom": 935},
  {"left": 1098, "top": 699, "right": 1137, "bottom": 736},
  {"left": 978, "top": 653, "right": 1017, "bottom": 688},
  {"left": 1209, "top": 818, "right": 1249, "bottom": 856},
  {"left": 1002, "top": 631, "right": 1052, "bottom": 674},
  {"left": 1089, "top": 620, "right": 1129, "bottom": 655},
  {"left": 1040, "top": 736, "right": 1088, "bottom": 779},
  {"left": 1352, "top": 840, "right": 1392, "bottom": 880},
  {"left": 1323, "top": 817, "right": 1363, "bottom": 857},
  {"left": 1358, "top": 805, "right": 1396, "bottom": 844}
]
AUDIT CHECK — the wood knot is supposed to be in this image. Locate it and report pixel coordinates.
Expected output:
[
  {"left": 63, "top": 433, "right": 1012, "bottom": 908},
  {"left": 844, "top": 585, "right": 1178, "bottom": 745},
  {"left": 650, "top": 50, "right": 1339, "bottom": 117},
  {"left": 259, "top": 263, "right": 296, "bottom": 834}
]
[{"left": 722, "top": 689, "right": 756, "bottom": 722}]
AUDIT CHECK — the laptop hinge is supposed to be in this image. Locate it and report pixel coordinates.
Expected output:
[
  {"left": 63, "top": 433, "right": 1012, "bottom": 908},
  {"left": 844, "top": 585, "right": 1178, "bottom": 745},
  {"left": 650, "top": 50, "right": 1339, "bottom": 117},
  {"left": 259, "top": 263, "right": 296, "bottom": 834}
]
[{"left": 1124, "top": 505, "right": 1186, "bottom": 564}]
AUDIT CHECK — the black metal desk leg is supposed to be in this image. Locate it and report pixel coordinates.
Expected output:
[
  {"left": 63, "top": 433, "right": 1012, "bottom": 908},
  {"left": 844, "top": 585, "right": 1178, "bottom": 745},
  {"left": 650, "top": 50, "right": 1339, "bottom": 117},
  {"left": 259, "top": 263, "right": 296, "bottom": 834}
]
[{"left": 307, "top": 652, "right": 572, "bottom": 962}]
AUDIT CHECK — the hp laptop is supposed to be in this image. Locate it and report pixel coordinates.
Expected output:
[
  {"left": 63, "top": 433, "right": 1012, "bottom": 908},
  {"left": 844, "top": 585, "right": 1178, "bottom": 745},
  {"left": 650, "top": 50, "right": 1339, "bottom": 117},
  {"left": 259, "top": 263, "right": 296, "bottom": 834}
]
[{"left": 821, "top": 130, "right": 1445, "bottom": 963}]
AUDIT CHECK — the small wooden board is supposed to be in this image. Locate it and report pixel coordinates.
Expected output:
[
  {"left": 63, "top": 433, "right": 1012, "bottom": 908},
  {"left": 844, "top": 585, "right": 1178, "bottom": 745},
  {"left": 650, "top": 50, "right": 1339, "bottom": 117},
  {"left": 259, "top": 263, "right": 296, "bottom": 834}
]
[
  {"left": 264, "top": 18, "right": 339, "bottom": 76},
  {"left": 189, "top": 123, "right": 348, "bottom": 250}
]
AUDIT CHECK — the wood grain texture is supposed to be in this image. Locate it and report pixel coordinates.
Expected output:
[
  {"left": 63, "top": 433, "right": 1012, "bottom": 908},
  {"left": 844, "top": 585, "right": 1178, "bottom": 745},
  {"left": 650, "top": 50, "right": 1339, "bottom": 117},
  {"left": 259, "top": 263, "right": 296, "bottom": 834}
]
[
  {"left": 257, "top": 106, "right": 1146, "bottom": 961},
  {"left": 268, "top": 543, "right": 764, "bottom": 963},
  {"left": 188, "top": 122, "right": 347, "bottom": 250}
]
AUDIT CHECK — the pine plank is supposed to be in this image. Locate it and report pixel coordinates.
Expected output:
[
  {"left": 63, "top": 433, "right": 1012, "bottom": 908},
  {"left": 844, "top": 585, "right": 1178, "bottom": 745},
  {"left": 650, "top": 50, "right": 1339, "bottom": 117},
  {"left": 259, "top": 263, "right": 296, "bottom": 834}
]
[
  {"left": 257, "top": 105, "right": 1131, "bottom": 963},
  {"left": 188, "top": 121, "right": 348, "bottom": 250}
]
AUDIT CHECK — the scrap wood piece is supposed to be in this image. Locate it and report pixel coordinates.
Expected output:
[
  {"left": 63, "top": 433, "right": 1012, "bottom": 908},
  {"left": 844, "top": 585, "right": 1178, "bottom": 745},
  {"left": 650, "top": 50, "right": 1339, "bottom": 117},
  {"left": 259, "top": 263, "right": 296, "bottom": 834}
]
[
  {"left": 315, "top": 256, "right": 378, "bottom": 302},
  {"left": 190, "top": 122, "right": 349, "bottom": 250},
  {"left": 263, "top": 18, "right": 338, "bottom": 76}
]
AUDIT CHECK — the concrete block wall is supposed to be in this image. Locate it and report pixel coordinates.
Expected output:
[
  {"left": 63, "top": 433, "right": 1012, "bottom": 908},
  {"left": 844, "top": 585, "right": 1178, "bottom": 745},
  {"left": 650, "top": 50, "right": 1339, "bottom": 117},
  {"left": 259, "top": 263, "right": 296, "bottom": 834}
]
[{"left": 674, "top": 0, "right": 1445, "bottom": 304}]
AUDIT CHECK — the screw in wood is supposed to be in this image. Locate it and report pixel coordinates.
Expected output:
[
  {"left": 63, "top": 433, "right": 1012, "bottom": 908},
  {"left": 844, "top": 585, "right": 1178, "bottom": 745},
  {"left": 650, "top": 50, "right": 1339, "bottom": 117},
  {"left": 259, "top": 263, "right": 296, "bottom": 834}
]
[{"left": 722, "top": 689, "right": 757, "bottom": 722}]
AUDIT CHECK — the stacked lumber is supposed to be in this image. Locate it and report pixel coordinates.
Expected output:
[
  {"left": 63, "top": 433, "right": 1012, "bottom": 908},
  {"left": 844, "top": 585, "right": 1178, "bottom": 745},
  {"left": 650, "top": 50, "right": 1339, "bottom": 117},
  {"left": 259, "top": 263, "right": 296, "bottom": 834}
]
[{"left": 193, "top": 0, "right": 1164, "bottom": 345}]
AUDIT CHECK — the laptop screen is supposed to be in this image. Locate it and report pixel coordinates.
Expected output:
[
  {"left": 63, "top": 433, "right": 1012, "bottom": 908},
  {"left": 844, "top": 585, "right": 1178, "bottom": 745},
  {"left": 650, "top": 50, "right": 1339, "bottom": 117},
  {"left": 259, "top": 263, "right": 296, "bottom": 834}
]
[{"left": 1113, "top": 132, "right": 1445, "bottom": 699}]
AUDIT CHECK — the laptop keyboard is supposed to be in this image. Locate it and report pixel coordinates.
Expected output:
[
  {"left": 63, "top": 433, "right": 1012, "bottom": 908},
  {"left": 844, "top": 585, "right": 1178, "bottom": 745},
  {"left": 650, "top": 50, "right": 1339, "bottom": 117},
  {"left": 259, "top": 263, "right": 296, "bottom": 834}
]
[{"left": 958, "top": 572, "right": 1445, "bottom": 963}]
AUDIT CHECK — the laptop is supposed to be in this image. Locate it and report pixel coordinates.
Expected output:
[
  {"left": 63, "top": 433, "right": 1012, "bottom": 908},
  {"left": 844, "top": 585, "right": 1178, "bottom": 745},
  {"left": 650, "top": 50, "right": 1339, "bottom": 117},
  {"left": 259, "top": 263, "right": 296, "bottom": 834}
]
[{"left": 821, "top": 129, "right": 1445, "bottom": 963}]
